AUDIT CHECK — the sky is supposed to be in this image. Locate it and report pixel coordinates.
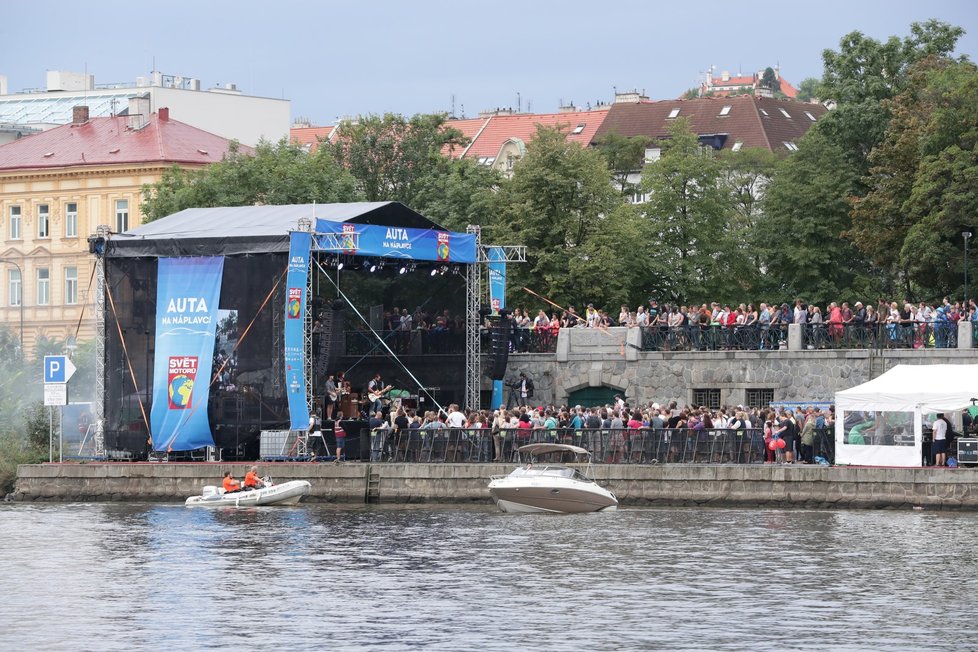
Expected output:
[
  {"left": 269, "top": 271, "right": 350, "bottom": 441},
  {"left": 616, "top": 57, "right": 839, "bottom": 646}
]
[{"left": 2, "top": 0, "right": 976, "bottom": 126}]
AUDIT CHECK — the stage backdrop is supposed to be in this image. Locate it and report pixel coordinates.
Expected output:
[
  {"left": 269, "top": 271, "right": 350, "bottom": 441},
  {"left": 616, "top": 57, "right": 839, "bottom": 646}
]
[
  {"left": 315, "top": 221, "right": 477, "bottom": 263},
  {"left": 151, "top": 257, "right": 224, "bottom": 451},
  {"left": 285, "top": 231, "right": 312, "bottom": 429}
]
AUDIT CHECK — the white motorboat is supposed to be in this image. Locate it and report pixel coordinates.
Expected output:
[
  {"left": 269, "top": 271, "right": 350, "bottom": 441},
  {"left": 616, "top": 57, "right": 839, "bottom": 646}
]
[
  {"left": 185, "top": 479, "right": 311, "bottom": 507},
  {"left": 488, "top": 443, "right": 618, "bottom": 514}
]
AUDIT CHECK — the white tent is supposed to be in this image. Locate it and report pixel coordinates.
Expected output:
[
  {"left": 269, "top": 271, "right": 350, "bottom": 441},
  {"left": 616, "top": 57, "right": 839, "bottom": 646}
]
[{"left": 834, "top": 364, "right": 978, "bottom": 466}]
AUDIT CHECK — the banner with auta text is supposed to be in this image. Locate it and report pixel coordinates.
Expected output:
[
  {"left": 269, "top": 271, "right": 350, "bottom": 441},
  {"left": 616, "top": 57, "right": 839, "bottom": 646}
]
[
  {"left": 285, "top": 231, "right": 311, "bottom": 430},
  {"left": 151, "top": 257, "right": 224, "bottom": 451},
  {"left": 488, "top": 246, "right": 507, "bottom": 409}
]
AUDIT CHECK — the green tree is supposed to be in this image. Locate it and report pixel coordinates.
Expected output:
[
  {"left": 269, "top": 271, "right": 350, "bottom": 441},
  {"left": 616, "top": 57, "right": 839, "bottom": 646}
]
[
  {"left": 754, "top": 130, "right": 867, "bottom": 305},
  {"left": 852, "top": 57, "right": 978, "bottom": 297},
  {"left": 409, "top": 156, "right": 501, "bottom": 232},
  {"left": 761, "top": 67, "right": 779, "bottom": 92},
  {"left": 492, "top": 125, "right": 622, "bottom": 307},
  {"left": 325, "top": 113, "right": 467, "bottom": 206},
  {"left": 141, "top": 139, "right": 359, "bottom": 222},
  {"left": 594, "top": 133, "right": 651, "bottom": 195},
  {"left": 796, "top": 77, "right": 820, "bottom": 102},
  {"left": 817, "top": 19, "right": 964, "bottom": 175},
  {"left": 640, "top": 119, "right": 748, "bottom": 303}
]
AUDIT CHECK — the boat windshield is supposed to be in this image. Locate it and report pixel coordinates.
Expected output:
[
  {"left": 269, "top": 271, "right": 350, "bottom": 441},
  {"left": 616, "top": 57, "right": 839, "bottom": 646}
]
[{"left": 511, "top": 465, "right": 592, "bottom": 482}]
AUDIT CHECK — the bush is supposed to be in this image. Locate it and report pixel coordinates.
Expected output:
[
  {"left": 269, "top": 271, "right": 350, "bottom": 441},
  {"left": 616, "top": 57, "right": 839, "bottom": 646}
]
[{"left": 0, "top": 431, "right": 45, "bottom": 496}]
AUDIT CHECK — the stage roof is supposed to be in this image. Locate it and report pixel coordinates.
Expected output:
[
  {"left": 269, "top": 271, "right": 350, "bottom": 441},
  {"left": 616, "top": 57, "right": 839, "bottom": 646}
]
[{"left": 108, "top": 202, "right": 446, "bottom": 257}]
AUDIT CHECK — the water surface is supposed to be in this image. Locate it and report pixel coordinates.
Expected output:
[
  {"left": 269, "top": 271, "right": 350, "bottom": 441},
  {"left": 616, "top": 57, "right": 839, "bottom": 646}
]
[{"left": 1, "top": 503, "right": 974, "bottom": 650}]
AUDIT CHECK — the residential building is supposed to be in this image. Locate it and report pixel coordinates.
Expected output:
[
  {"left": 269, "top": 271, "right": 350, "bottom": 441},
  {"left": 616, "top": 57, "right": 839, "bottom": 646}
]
[
  {"left": 698, "top": 66, "right": 798, "bottom": 98},
  {"left": 591, "top": 94, "right": 827, "bottom": 201},
  {"left": 0, "top": 101, "right": 249, "bottom": 353},
  {"left": 0, "top": 69, "right": 289, "bottom": 146}
]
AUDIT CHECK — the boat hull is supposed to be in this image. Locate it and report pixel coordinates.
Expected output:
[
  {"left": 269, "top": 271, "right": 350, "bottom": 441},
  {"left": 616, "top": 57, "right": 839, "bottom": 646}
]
[
  {"left": 488, "top": 483, "right": 618, "bottom": 514},
  {"left": 185, "top": 480, "right": 311, "bottom": 507}
]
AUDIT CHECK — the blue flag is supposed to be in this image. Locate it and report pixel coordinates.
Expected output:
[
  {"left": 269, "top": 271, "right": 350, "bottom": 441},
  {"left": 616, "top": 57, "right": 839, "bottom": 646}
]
[
  {"left": 488, "top": 247, "right": 507, "bottom": 409},
  {"left": 151, "top": 257, "right": 224, "bottom": 451},
  {"left": 285, "top": 232, "right": 311, "bottom": 429}
]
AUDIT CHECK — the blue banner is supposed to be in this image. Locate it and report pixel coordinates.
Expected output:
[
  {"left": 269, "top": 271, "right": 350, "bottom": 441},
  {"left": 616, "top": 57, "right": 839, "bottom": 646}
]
[
  {"left": 285, "top": 231, "right": 311, "bottom": 430},
  {"left": 151, "top": 257, "right": 224, "bottom": 451},
  {"left": 315, "top": 221, "right": 477, "bottom": 264},
  {"left": 488, "top": 247, "right": 507, "bottom": 410}
]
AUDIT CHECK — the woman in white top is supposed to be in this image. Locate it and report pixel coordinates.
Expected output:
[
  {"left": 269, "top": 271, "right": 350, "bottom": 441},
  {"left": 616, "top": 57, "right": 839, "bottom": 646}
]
[
  {"left": 636, "top": 305, "right": 649, "bottom": 327},
  {"left": 533, "top": 309, "right": 549, "bottom": 330},
  {"left": 492, "top": 407, "right": 508, "bottom": 461}
]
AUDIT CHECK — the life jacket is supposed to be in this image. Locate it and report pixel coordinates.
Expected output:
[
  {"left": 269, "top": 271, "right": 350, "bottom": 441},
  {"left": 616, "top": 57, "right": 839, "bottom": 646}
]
[
  {"left": 223, "top": 476, "right": 240, "bottom": 492},
  {"left": 244, "top": 471, "right": 260, "bottom": 488}
]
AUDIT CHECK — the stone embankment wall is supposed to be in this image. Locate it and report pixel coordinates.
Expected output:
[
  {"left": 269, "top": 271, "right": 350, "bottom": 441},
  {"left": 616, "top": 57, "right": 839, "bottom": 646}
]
[
  {"left": 502, "top": 326, "right": 978, "bottom": 407},
  {"left": 11, "top": 462, "right": 978, "bottom": 510}
]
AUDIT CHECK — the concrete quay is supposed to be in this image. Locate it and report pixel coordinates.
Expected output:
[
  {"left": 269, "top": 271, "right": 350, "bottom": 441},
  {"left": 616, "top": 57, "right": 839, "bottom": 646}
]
[{"left": 9, "top": 462, "right": 978, "bottom": 510}]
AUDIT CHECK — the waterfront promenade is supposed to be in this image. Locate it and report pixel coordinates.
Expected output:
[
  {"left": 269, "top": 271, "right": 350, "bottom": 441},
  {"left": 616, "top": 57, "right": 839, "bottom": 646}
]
[{"left": 11, "top": 461, "right": 978, "bottom": 509}]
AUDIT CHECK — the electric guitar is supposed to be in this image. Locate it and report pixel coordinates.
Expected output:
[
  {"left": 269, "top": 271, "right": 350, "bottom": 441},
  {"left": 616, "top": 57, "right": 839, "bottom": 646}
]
[{"left": 367, "top": 384, "right": 393, "bottom": 402}]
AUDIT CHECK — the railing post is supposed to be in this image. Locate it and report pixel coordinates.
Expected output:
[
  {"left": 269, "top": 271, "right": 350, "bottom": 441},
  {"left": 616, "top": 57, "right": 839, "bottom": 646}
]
[
  {"left": 788, "top": 323, "right": 803, "bottom": 351},
  {"left": 959, "top": 320, "right": 973, "bottom": 349}
]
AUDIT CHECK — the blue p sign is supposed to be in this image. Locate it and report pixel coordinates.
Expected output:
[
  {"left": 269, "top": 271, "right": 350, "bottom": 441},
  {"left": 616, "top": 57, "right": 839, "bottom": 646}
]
[{"left": 44, "top": 355, "right": 71, "bottom": 383}]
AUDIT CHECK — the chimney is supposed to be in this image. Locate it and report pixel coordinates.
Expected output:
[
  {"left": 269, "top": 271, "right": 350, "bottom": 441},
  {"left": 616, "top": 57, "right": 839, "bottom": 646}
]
[
  {"left": 127, "top": 96, "right": 151, "bottom": 130},
  {"left": 72, "top": 106, "right": 90, "bottom": 124},
  {"left": 158, "top": 107, "right": 169, "bottom": 122}
]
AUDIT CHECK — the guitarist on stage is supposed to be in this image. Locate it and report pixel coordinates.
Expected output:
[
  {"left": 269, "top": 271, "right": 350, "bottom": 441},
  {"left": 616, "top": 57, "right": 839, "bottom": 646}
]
[
  {"left": 324, "top": 374, "right": 338, "bottom": 420},
  {"left": 367, "top": 373, "right": 393, "bottom": 416}
]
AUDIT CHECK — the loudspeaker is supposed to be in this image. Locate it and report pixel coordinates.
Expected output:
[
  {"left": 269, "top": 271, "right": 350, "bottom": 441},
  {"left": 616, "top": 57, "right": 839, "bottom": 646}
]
[{"left": 489, "top": 318, "right": 510, "bottom": 380}]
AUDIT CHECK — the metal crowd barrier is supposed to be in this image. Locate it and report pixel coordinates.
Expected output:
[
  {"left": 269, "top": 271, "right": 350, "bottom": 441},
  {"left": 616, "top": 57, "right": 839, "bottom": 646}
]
[{"left": 367, "top": 427, "right": 836, "bottom": 465}]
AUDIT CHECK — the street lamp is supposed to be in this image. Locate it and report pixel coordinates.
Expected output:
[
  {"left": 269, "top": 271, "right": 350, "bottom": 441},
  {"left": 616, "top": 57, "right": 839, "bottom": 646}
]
[
  {"left": 964, "top": 231, "right": 973, "bottom": 308},
  {"left": 0, "top": 258, "right": 24, "bottom": 355}
]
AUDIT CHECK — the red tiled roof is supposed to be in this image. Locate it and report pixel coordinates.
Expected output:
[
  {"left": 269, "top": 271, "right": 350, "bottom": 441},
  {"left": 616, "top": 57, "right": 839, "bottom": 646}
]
[
  {"left": 591, "top": 95, "right": 827, "bottom": 154},
  {"left": 712, "top": 75, "right": 755, "bottom": 88},
  {"left": 290, "top": 125, "right": 335, "bottom": 153},
  {"left": 0, "top": 112, "right": 249, "bottom": 171},
  {"left": 779, "top": 77, "right": 798, "bottom": 98},
  {"left": 462, "top": 109, "right": 610, "bottom": 160},
  {"left": 442, "top": 117, "right": 490, "bottom": 158}
]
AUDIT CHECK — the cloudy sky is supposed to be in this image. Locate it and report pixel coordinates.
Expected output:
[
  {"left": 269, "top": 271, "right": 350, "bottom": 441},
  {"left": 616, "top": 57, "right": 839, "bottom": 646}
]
[{"left": 3, "top": 0, "right": 976, "bottom": 125}]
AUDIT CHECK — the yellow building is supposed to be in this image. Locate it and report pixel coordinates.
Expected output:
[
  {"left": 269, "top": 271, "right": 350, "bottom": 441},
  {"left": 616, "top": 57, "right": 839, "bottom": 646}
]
[{"left": 0, "top": 103, "right": 245, "bottom": 354}]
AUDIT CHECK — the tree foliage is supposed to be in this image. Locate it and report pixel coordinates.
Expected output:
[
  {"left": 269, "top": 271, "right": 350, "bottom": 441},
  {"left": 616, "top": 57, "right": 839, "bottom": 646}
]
[
  {"left": 754, "top": 130, "right": 866, "bottom": 305},
  {"left": 594, "top": 133, "right": 651, "bottom": 195},
  {"left": 640, "top": 119, "right": 749, "bottom": 304},
  {"left": 851, "top": 57, "right": 978, "bottom": 297},
  {"left": 493, "top": 125, "right": 621, "bottom": 307},
  {"left": 796, "top": 77, "right": 820, "bottom": 102},
  {"left": 324, "top": 113, "right": 466, "bottom": 206},
  {"left": 141, "top": 139, "right": 359, "bottom": 221},
  {"left": 761, "top": 67, "right": 779, "bottom": 92}
]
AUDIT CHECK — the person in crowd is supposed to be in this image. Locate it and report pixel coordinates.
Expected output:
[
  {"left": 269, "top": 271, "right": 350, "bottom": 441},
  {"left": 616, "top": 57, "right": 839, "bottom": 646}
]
[{"left": 932, "top": 413, "right": 949, "bottom": 466}]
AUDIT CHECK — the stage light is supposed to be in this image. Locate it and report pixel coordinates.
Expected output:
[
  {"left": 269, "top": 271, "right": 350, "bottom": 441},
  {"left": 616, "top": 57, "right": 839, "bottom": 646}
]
[
  {"left": 398, "top": 264, "right": 407, "bottom": 275},
  {"left": 336, "top": 259, "right": 344, "bottom": 271},
  {"left": 451, "top": 265, "right": 462, "bottom": 275},
  {"left": 430, "top": 268, "right": 438, "bottom": 277},
  {"left": 368, "top": 261, "right": 378, "bottom": 273}
]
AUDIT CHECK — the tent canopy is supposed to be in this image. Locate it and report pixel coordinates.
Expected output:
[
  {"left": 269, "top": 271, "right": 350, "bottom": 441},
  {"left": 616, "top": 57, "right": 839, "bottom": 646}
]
[
  {"left": 108, "top": 202, "right": 446, "bottom": 258},
  {"left": 835, "top": 364, "right": 978, "bottom": 414}
]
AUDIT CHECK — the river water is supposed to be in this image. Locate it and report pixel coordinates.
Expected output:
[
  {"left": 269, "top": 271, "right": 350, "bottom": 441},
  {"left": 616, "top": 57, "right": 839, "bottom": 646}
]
[{"left": 1, "top": 503, "right": 976, "bottom": 651}]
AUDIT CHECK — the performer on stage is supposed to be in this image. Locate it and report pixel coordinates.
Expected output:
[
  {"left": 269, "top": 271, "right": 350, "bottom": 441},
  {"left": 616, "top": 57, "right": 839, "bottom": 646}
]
[
  {"left": 367, "top": 373, "right": 392, "bottom": 416},
  {"left": 324, "top": 374, "right": 338, "bottom": 420}
]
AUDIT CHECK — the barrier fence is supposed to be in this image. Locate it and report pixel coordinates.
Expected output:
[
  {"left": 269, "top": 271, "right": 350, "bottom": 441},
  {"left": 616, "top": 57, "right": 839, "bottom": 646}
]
[
  {"left": 639, "top": 323, "right": 963, "bottom": 352},
  {"left": 356, "top": 427, "right": 836, "bottom": 465}
]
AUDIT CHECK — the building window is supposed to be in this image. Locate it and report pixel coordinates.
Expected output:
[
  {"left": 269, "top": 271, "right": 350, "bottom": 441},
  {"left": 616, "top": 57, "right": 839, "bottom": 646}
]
[
  {"left": 759, "top": 108, "right": 769, "bottom": 116},
  {"left": 9, "top": 206, "right": 21, "bottom": 240},
  {"left": 667, "top": 108, "right": 680, "bottom": 119},
  {"left": 804, "top": 111, "right": 817, "bottom": 122},
  {"left": 36, "top": 268, "right": 50, "bottom": 305},
  {"left": 692, "top": 388, "right": 721, "bottom": 410},
  {"left": 64, "top": 266, "right": 78, "bottom": 305},
  {"left": 783, "top": 142, "right": 799, "bottom": 151},
  {"left": 731, "top": 141, "right": 743, "bottom": 152},
  {"left": 719, "top": 105, "right": 732, "bottom": 116},
  {"left": 65, "top": 203, "right": 78, "bottom": 238},
  {"left": 37, "top": 204, "right": 50, "bottom": 238},
  {"left": 8, "top": 268, "right": 21, "bottom": 307},
  {"left": 779, "top": 107, "right": 792, "bottom": 119},
  {"left": 746, "top": 388, "right": 775, "bottom": 409},
  {"left": 644, "top": 147, "right": 661, "bottom": 163},
  {"left": 115, "top": 199, "right": 129, "bottom": 232}
]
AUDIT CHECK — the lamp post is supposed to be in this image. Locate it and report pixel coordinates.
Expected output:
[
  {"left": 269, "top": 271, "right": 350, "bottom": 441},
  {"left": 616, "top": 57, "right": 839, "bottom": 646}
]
[
  {"left": 964, "top": 231, "right": 973, "bottom": 308},
  {"left": 0, "top": 258, "right": 24, "bottom": 356}
]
